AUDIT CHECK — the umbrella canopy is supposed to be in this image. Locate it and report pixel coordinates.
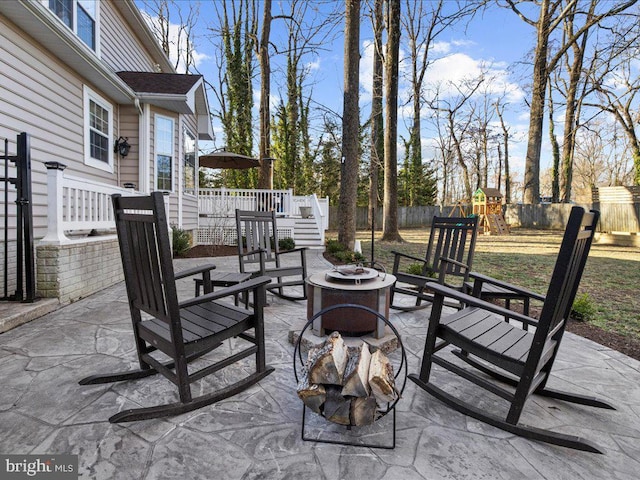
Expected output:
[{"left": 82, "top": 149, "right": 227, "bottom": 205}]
[{"left": 199, "top": 151, "right": 260, "bottom": 170}]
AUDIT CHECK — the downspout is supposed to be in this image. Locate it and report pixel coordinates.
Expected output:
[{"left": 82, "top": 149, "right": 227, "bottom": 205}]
[
  {"left": 137, "top": 100, "right": 150, "bottom": 193},
  {"left": 178, "top": 119, "right": 183, "bottom": 228}
]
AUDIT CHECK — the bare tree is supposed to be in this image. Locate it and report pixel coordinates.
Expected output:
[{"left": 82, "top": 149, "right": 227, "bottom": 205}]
[
  {"left": 257, "top": 0, "right": 272, "bottom": 188},
  {"left": 557, "top": 0, "right": 596, "bottom": 202},
  {"left": 505, "top": 0, "right": 637, "bottom": 203},
  {"left": 142, "top": 0, "right": 200, "bottom": 73},
  {"left": 381, "top": 0, "right": 403, "bottom": 242},
  {"left": 337, "top": 0, "right": 361, "bottom": 249},
  {"left": 429, "top": 76, "right": 485, "bottom": 201},
  {"left": 401, "top": 0, "right": 482, "bottom": 207},
  {"left": 572, "top": 121, "right": 635, "bottom": 198},
  {"left": 495, "top": 100, "right": 512, "bottom": 203},
  {"left": 368, "top": 0, "right": 384, "bottom": 228},
  {"left": 586, "top": 19, "right": 640, "bottom": 185}
]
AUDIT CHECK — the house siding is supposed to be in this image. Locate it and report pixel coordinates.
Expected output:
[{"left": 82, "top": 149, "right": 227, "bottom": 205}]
[
  {"left": 99, "top": 2, "right": 158, "bottom": 72},
  {"left": 1, "top": 1, "right": 209, "bottom": 306},
  {"left": 1, "top": 13, "right": 121, "bottom": 240},
  {"left": 118, "top": 104, "right": 140, "bottom": 188},
  {"left": 180, "top": 116, "right": 199, "bottom": 231}
]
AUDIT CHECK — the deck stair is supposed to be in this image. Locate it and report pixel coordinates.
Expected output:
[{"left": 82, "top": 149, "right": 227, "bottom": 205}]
[{"left": 293, "top": 217, "right": 323, "bottom": 248}]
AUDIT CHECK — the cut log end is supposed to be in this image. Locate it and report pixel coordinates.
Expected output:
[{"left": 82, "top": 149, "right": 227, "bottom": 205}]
[{"left": 298, "top": 332, "right": 399, "bottom": 426}]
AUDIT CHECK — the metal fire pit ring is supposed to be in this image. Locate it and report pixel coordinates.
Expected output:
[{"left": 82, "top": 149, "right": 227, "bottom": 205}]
[{"left": 293, "top": 303, "right": 407, "bottom": 449}]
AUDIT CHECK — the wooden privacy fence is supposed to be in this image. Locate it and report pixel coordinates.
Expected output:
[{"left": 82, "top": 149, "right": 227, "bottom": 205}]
[{"left": 330, "top": 200, "right": 639, "bottom": 233}]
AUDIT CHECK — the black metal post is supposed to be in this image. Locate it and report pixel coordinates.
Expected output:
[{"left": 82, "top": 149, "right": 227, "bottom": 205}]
[
  {"left": 370, "top": 205, "right": 375, "bottom": 265},
  {"left": 17, "top": 133, "right": 35, "bottom": 302},
  {"left": 3, "top": 138, "right": 8, "bottom": 300},
  {"left": 1, "top": 133, "right": 36, "bottom": 302}
]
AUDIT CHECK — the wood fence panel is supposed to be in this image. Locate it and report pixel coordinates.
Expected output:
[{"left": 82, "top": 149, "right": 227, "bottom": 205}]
[{"left": 328, "top": 202, "right": 639, "bottom": 233}]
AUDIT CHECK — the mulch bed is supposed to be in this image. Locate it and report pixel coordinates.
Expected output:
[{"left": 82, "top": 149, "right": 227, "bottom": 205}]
[
  {"left": 179, "top": 245, "right": 640, "bottom": 362},
  {"left": 565, "top": 320, "right": 640, "bottom": 361}
]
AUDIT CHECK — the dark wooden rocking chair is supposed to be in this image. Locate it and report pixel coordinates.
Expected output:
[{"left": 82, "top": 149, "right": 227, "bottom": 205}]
[
  {"left": 390, "top": 216, "right": 478, "bottom": 311},
  {"left": 409, "top": 207, "right": 615, "bottom": 453},
  {"left": 235, "top": 209, "right": 307, "bottom": 301},
  {"left": 80, "top": 192, "right": 274, "bottom": 423}
]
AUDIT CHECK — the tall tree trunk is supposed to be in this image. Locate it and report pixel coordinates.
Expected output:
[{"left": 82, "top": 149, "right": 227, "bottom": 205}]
[
  {"left": 369, "top": 0, "right": 384, "bottom": 229},
  {"left": 381, "top": 0, "right": 402, "bottom": 242},
  {"left": 495, "top": 102, "right": 511, "bottom": 203},
  {"left": 337, "top": 0, "right": 361, "bottom": 249},
  {"left": 523, "top": 0, "right": 552, "bottom": 204},
  {"left": 560, "top": 1, "right": 594, "bottom": 203},
  {"left": 258, "top": 0, "right": 272, "bottom": 189},
  {"left": 548, "top": 79, "right": 560, "bottom": 202}
]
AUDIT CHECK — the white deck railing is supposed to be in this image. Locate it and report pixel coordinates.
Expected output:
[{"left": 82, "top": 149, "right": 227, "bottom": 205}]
[
  {"left": 198, "top": 187, "right": 294, "bottom": 216},
  {"left": 41, "top": 169, "right": 328, "bottom": 245},
  {"left": 40, "top": 162, "right": 147, "bottom": 245}
]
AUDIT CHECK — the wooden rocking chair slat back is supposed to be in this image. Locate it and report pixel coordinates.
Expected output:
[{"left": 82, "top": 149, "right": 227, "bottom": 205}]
[
  {"left": 79, "top": 192, "right": 274, "bottom": 423},
  {"left": 409, "top": 207, "right": 613, "bottom": 453}
]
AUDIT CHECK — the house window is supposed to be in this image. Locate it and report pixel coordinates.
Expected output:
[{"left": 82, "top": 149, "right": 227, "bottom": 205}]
[
  {"left": 48, "top": 0, "right": 97, "bottom": 51},
  {"left": 156, "top": 116, "right": 174, "bottom": 191},
  {"left": 83, "top": 86, "right": 112, "bottom": 172},
  {"left": 183, "top": 128, "right": 196, "bottom": 195}
]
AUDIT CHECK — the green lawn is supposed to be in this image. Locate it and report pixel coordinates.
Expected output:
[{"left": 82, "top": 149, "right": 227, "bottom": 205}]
[{"left": 340, "top": 228, "right": 640, "bottom": 341}]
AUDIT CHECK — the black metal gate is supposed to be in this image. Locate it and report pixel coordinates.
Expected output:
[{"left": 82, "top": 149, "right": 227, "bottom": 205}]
[{"left": 1, "top": 132, "right": 36, "bottom": 302}]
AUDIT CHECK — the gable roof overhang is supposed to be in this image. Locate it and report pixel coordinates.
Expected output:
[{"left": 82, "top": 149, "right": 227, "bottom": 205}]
[
  {"left": 2, "top": 1, "right": 214, "bottom": 140},
  {"left": 117, "top": 72, "right": 214, "bottom": 140}
]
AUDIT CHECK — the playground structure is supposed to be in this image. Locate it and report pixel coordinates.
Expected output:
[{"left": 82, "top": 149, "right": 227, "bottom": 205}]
[{"left": 472, "top": 188, "right": 510, "bottom": 235}]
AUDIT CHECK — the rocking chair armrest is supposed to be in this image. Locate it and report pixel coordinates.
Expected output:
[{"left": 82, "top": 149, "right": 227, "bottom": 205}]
[
  {"left": 179, "top": 275, "right": 272, "bottom": 308},
  {"left": 391, "top": 251, "right": 429, "bottom": 264},
  {"left": 174, "top": 263, "right": 217, "bottom": 280},
  {"left": 426, "top": 281, "right": 539, "bottom": 327},
  {"left": 438, "top": 256, "right": 470, "bottom": 272},
  {"left": 239, "top": 248, "right": 267, "bottom": 258},
  {"left": 468, "top": 271, "right": 546, "bottom": 302},
  {"left": 437, "top": 257, "right": 470, "bottom": 283},
  {"left": 276, "top": 246, "right": 307, "bottom": 256}
]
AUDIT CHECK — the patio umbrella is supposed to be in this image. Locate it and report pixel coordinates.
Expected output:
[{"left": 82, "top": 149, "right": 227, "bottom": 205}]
[{"left": 199, "top": 151, "right": 260, "bottom": 170}]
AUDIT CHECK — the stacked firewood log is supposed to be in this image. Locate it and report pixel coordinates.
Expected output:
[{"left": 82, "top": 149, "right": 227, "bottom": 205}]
[{"left": 297, "top": 332, "right": 398, "bottom": 426}]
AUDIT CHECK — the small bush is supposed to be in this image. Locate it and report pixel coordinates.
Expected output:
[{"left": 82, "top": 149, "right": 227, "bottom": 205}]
[
  {"left": 326, "top": 239, "right": 347, "bottom": 254},
  {"left": 172, "top": 227, "right": 191, "bottom": 257},
  {"left": 405, "top": 263, "right": 436, "bottom": 277},
  {"left": 333, "top": 250, "right": 366, "bottom": 264},
  {"left": 571, "top": 293, "right": 597, "bottom": 322},
  {"left": 279, "top": 237, "right": 295, "bottom": 251}
]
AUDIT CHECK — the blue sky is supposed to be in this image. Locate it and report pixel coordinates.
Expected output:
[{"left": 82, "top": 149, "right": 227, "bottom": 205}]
[{"left": 137, "top": 1, "right": 549, "bottom": 195}]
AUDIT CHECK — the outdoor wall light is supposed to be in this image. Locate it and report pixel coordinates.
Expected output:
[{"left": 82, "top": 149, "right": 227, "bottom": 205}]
[{"left": 114, "top": 136, "right": 131, "bottom": 157}]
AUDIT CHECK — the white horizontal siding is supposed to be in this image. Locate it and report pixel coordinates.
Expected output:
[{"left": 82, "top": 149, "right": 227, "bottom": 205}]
[
  {"left": 100, "top": 1, "right": 158, "bottom": 72},
  {"left": 1, "top": 14, "right": 121, "bottom": 239}
]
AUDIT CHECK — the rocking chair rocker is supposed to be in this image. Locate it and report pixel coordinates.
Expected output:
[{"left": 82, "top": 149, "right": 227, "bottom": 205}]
[
  {"left": 409, "top": 207, "right": 614, "bottom": 453},
  {"left": 80, "top": 192, "right": 274, "bottom": 423}
]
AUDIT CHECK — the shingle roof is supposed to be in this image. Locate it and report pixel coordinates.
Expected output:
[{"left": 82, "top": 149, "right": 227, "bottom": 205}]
[
  {"left": 116, "top": 71, "right": 202, "bottom": 94},
  {"left": 476, "top": 187, "right": 503, "bottom": 197}
]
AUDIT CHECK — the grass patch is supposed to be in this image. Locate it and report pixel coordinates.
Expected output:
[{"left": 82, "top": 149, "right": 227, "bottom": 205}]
[{"left": 326, "top": 228, "right": 640, "bottom": 342}]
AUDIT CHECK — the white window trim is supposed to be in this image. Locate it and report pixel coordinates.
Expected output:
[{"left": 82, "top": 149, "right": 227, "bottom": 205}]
[
  {"left": 182, "top": 124, "right": 197, "bottom": 198},
  {"left": 43, "top": 0, "right": 101, "bottom": 55},
  {"left": 154, "top": 114, "right": 175, "bottom": 193},
  {"left": 83, "top": 85, "right": 113, "bottom": 173}
]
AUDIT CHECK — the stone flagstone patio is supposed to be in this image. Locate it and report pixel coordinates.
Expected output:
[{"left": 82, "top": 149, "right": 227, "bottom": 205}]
[{"left": 1, "top": 249, "right": 639, "bottom": 479}]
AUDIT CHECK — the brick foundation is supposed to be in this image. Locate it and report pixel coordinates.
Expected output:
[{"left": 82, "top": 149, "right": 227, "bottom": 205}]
[{"left": 36, "top": 237, "right": 123, "bottom": 304}]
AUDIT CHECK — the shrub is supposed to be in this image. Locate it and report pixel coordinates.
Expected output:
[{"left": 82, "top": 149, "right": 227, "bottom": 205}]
[
  {"left": 333, "top": 250, "right": 366, "bottom": 264},
  {"left": 279, "top": 237, "right": 296, "bottom": 251},
  {"left": 571, "top": 293, "right": 597, "bottom": 322},
  {"left": 405, "top": 263, "right": 435, "bottom": 277},
  {"left": 326, "top": 239, "right": 347, "bottom": 254},
  {"left": 172, "top": 227, "right": 191, "bottom": 257}
]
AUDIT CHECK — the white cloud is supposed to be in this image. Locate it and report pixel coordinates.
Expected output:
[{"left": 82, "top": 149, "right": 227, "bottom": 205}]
[{"left": 139, "top": 11, "right": 210, "bottom": 73}]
